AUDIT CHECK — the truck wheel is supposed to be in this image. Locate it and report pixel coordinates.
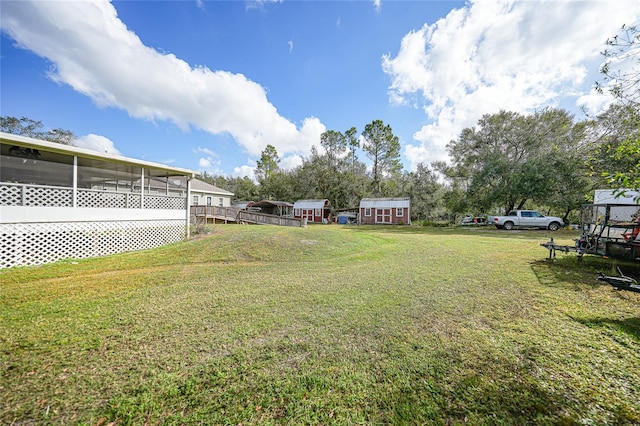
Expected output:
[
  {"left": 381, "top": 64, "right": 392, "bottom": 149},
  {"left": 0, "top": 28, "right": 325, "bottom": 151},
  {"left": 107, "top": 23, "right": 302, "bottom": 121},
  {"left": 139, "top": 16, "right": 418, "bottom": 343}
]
[
  {"left": 503, "top": 221, "right": 514, "bottom": 230},
  {"left": 548, "top": 222, "right": 560, "bottom": 231}
]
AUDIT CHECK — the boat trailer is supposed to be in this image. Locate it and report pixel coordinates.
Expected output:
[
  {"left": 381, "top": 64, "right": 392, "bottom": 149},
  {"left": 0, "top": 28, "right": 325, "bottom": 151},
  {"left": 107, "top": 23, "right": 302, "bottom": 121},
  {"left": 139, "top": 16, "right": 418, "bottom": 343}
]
[
  {"left": 597, "top": 267, "right": 640, "bottom": 293},
  {"left": 540, "top": 203, "right": 640, "bottom": 293},
  {"left": 541, "top": 203, "right": 640, "bottom": 262}
]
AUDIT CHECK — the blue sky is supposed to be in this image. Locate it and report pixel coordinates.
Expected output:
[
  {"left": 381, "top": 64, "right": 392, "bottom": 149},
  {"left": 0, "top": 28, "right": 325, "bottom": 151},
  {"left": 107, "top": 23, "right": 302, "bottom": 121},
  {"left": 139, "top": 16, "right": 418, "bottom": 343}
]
[{"left": 2, "top": 0, "right": 639, "bottom": 179}]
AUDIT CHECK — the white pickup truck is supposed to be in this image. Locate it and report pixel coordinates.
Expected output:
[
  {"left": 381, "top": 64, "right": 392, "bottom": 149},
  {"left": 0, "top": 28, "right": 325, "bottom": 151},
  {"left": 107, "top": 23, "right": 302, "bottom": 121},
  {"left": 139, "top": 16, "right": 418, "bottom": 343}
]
[{"left": 489, "top": 210, "right": 564, "bottom": 231}]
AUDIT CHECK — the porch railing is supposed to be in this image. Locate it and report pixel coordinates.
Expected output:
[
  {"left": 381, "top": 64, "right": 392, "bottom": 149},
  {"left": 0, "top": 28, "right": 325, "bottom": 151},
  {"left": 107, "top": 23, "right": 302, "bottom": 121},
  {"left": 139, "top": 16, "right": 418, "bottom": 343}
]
[{"left": 1, "top": 182, "right": 185, "bottom": 210}]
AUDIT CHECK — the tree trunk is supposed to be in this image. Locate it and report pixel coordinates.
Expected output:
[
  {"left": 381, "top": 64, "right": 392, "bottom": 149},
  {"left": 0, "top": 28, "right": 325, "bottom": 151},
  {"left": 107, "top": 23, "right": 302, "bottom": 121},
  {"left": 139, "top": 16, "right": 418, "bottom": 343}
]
[{"left": 516, "top": 198, "right": 528, "bottom": 210}]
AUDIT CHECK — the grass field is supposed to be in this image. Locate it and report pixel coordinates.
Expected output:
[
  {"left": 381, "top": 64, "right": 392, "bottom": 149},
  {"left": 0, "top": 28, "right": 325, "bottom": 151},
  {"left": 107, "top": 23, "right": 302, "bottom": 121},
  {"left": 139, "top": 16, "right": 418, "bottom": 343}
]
[{"left": 1, "top": 225, "right": 639, "bottom": 425}]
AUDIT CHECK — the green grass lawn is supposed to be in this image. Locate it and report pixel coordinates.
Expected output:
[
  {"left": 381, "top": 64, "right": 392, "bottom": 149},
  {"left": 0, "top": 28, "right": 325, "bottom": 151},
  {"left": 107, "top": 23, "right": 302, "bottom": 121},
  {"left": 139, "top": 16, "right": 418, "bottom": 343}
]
[{"left": 1, "top": 225, "right": 639, "bottom": 425}]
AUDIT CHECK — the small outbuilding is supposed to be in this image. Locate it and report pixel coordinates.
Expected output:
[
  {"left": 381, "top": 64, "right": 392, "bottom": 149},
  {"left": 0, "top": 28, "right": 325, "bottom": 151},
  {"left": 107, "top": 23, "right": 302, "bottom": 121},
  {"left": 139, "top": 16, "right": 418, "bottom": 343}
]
[
  {"left": 359, "top": 197, "right": 411, "bottom": 225},
  {"left": 336, "top": 211, "right": 357, "bottom": 224},
  {"left": 293, "top": 199, "right": 332, "bottom": 223},
  {"left": 246, "top": 200, "right": 294, "bottom": 217}
]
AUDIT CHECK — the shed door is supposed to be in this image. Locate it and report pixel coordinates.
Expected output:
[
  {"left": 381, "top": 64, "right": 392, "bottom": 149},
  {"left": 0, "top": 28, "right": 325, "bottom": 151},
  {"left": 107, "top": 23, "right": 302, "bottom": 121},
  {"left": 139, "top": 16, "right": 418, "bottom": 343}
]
[
  {"left": 376, "top": 208, "right": 391, "bottom": 224},
  {"left": 302, "top": 209, "right": 314, "bottom": 221}
]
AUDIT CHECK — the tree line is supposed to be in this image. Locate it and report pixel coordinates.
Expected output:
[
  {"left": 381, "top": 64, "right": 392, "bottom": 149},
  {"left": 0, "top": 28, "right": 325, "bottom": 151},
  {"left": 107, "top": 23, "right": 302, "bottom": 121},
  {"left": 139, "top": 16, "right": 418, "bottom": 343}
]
[
  {"left": 200, "top": 101, "right": 635, "bottom": 224},
  {"left": 2, "top": 104, "right": 636, "bottom": 224}
]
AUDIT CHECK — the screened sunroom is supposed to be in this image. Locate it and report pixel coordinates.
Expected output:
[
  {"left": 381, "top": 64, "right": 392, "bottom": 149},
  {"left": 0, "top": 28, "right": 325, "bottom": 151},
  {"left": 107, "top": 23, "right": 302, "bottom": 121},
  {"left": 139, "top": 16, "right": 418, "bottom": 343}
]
[{"left": 0, "top": 132, "right": 196, "bottom": 268}]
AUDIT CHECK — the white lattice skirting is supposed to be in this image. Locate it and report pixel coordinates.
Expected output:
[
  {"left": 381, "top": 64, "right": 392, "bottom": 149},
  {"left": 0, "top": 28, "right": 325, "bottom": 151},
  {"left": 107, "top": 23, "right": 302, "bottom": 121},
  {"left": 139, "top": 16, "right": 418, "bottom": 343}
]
[{"left": 1, "top": 220, "right": 186, "bottom": 268}]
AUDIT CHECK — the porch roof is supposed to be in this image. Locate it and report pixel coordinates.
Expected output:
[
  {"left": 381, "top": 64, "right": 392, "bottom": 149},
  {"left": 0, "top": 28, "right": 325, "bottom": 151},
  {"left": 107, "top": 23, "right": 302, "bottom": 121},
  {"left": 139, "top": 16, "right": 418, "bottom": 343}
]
[{"left": 1, "top": 132, "right": 196, "bottom": 178}]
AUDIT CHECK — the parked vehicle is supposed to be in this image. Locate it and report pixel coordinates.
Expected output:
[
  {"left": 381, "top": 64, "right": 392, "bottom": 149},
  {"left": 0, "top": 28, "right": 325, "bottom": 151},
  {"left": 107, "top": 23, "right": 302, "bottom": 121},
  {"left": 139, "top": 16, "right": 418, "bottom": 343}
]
[
  {"left": 489, "top": 210, "right": 564, "bottom": 231},
  {"left": 460, "top": 215, "right": 487, "bottom": 226}
]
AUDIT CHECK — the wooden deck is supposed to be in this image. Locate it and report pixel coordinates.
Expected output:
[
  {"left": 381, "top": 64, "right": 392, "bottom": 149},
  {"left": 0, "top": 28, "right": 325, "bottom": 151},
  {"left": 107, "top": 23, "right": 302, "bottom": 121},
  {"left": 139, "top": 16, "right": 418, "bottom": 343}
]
[{"left": 191, "top": 206, "right": 305, "bottom": 227}]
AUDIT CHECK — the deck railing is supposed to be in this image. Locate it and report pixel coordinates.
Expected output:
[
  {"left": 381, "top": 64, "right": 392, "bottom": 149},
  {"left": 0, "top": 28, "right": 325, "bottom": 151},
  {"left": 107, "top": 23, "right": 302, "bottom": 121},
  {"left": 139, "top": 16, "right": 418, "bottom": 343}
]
[
  {"left": 191, "top": 205, "right": 241, "bottom": 221},
  {"left": 191, "top": 205, "right": 305, "bottom": 227},
  {"left": 237, "top": 210, "right": 305, "bottom": 227}
]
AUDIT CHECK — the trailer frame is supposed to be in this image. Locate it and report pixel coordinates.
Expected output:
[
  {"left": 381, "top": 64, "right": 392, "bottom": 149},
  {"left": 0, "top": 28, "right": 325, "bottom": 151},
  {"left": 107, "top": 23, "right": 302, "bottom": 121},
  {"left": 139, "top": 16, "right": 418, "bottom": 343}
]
[{"left": 540, "top": 203, "right": 640, "bottom": 262}]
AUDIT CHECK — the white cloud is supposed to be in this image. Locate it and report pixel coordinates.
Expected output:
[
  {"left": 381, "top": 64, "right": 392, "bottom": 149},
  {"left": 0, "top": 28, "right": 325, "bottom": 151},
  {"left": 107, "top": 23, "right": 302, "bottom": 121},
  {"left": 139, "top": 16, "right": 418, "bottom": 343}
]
[
  {"left": 382, "top": 0, "right": 640, "bottom": 170},
  {"left": 198, "top": 157, "right": 212, "bottom": 168},
  {"left": 280, "top": 154, "right": 303, "bottom": 171},
  {"left": 230, "top": 151, "right": 302, "bottom": 180},
  {"left": 0, "top": 0, "right": 323, "bottom": 159},
  {"left": 196, "top": 146, "right": 223, "bottom": 173},
  {"left": 196, "top": 146, "right": 219, "bottom": 158},
  {"left": 198, "top": 156, "right": 224, "bottom": 176},
  {"left": 231, "top": 164, "right": 256, "bottom": 180},
  {"left": 288, "top": 40, "right": 294, "bottom": 54},
  {"left": 576, "top": 91, "right": 615, "bottom": 117},
  {"left": 373, "top": 0, "right": 382, "bottom": 14},
  {"left": 72, "top": 134, "right": 121, "bottom": 155},
  {"left": 245, "top": 0, "right": 284, "bottom": 11}
]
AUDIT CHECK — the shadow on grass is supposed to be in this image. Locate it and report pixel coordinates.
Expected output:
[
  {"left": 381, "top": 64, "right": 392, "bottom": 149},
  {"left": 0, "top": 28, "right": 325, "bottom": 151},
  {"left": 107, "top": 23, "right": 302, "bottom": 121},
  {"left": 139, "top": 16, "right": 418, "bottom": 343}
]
[
  {"left": 531, "top": 256, "right": 640, "bottom": 344},
  {"left": 573, "top": 316, "right": 640, "bottom": 342},
  {"left": 530, "top": 256, "right": 640, "bottom": 291},
  {"left": 443, "top": 373, "right": 575, "bottom": 424},
  {"left": 530, "top": 258, "right": 603, "bottom": 292}
]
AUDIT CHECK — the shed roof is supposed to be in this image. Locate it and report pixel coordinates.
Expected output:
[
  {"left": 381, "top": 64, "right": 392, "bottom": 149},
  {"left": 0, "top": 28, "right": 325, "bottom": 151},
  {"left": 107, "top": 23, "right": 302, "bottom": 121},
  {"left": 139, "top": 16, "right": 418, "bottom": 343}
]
[
  {"left": 1, "top": 132, "right": 196, "bottom": 177},
  {"left": 248, "top": 200, "right": 294, "bottom": 208},
  {"left": 293, "top": 199, "right": 330, "bottom": 209},
  {"left": 233, "top": 201, "right": 252, "bottom": 209},
  {"left": 359, "top": 197, "right": 411, "bottom": 208}
]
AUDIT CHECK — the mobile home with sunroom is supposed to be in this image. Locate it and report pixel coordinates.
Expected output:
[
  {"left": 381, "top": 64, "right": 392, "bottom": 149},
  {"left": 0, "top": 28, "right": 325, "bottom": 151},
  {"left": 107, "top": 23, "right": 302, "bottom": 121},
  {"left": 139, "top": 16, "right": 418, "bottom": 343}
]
[{"left": 0, "top": 132, "right": 196, "bottom": 268}]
